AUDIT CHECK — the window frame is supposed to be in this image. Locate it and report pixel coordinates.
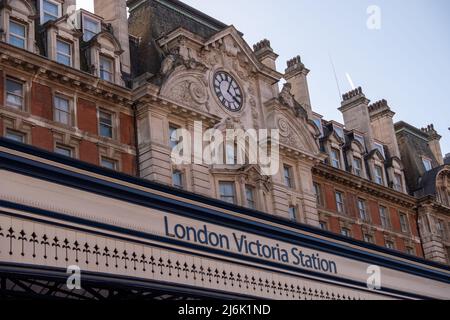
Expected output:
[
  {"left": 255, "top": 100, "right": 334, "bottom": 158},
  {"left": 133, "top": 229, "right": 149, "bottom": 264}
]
[
  {"left": 379, "top": 205, "right": 390, "bottom": 229},
  {"left": 385, "top": 240, "right": 395, "bottom": 250},
  {"left": 374, "top": 165, "right": 384, "bottom": 185},
  {"left": 53, "top": 94, "right": 72, "bottom": 125},
  {"left": 8, "top": 19, "right": 27, "bottom": 49},
  {"left": 219, "top": 181, "right": 237, "bottom": 205},
  {"left": 100, "top": 157, "right": 118, "bottom": 171},
  {"left": 56, "top": 38, "right": 73, "bottom": 67},
  {"left": 82, "top": 14, "right": 101, "bottom": 42},
  {"left": 288, "top": 206, "right": 297, "bottom": 221},
  {"left": 422, "top": 157, "right": 433, "bottom": 172},
  {"left": 330, "top": 148, "right": 341, "bottom": 169},
  {"left": 5, "top": 129, "right": 25, "bottom": 143},
  {"left": 40, "top": 0, "right": 62, "bottom": 24},
  {"left": 363, "top": 234, "right": 374, "bottom": 244},
  {"left": 99, "top": 55, "right": 115, "bottom": 82},
  {"left": 55, "top": 144, "right": 74, "bottom": 158},
  {"left": 335, "top": 191, "right": 345, "bottom": 214},
  {"left": 353, "top": 157, "right": 363, "bottom": 177},
  {"left": 393, "top": 173, "right": 403, "bottom": 192},
  {"left": 313, "top": 183, "right": 324, "bottom": 207},
  {"left": 245, "top": 185, "right": 256, "bottom": 210},
  {"left": 357, "top": 198, "right": 369, "bottom": 222},
  {"left": 341, "top": 228, "right": 351, "bottom": 238},
  {"left": 399, "top": 213, "right": 410, "bottom": 233},
  {"left": 98, "top": 109, "right": 114, "bottom": 139},
  {"left": 283, "top": 164, "right": 294, "bottom": 189},
  {"left": 5, "top": 77, "right": 25, "bottom": 110},
  {"left": 172, "top": 170, "right": 184, "bottom": 189}
]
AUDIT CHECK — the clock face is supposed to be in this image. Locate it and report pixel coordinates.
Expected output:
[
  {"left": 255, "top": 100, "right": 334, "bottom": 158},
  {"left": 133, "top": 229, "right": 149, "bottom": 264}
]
[{"left": 213, "top": 72, "right": 243, "bottom": 112}]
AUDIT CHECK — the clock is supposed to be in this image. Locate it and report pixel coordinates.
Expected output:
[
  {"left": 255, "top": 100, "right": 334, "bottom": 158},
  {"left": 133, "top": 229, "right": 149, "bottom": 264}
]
[{"left": 213, "top": 71, "right": 243, "bottom": 112}]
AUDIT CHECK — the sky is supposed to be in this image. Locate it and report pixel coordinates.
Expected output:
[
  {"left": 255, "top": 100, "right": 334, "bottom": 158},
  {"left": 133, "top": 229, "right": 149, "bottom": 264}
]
[{"left": 77, "top": 0, "right": 450, "bottom": 155}]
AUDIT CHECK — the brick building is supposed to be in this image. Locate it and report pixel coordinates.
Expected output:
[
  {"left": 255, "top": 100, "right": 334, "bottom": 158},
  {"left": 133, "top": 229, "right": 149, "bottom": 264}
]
[{"left": 0, "top": 0, "right": 449, "bottom": 300}]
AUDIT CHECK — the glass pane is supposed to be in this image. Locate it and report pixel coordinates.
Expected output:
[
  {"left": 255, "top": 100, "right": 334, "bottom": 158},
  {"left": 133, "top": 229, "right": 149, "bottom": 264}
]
[
  {"left": 57, "top": 40, "right": 70, "bottom": 55},
  {"left": 100, "top": 57, "right": 112, "bottom": 72},
  {"left": 173, "top": 172, "right": 183, "bottom": 188},
  {"left": 57, "top": 54, "right": 70, "bottom": 66},
  {"left": 7, "top": 79, "right": 23, "bottom": 95},
  {"left": 5, "top": 131, "right": 24, "bottom": 142},
  {"left": 44, "top": 0, "right": 59, "bottom": 16},
  {"left": 100, "top": 112, "right": 112, "bottom": 125},
  {"left": 55, "top": 97, "right": 69, "bottom": 111},
  {"left": 84, "top": 17, "right": 99, "bottom": 33},
  {"left": 10, "top": 21, "right": 25, "bottom": 37},
  {"left": 55, "top": 146, "right": 72, "bottom": 157},
  {"left": 101, "top": 158, "right": 116, "bottom": 170},
  {"left": 100, "top": 124, "right": 113, "bottom": 138},
  {"left": 9, "top": 36, "right": 25, "bottom": 49}
]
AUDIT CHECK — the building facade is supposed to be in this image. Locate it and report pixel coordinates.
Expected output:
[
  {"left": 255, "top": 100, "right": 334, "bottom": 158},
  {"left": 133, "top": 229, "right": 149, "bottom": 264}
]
[{"left": 0, "top": 0, "right": 449, "bottom": 300}]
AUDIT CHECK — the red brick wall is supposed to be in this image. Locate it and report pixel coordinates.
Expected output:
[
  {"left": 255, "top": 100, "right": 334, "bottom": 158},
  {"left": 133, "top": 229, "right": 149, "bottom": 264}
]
[
  {"left": 374, "top": 230, "right": 385, "bottom": 247},
  {"left": 410, "top": 216, "right": 419, "bottom": 237},
  {"left": 120, "top": 112, "right": 134, "bottom": 145},
  {"left": 346, "top": 192, "right": 357, "bottom": 218},
  {"left": 396, "top": 238, "right": 406, "bottom": 252},
  {"left": 31, "top": 126, "right": 53, "bottom": 151},
  {"left": 0, "top": 118, "right": 3, "bottom": 137},
  {"left": 121, "top": 153, "right": 135, "bottom": 176},
  {"left": 352, "top": 224, "right": 363, "bottom": 240},
  {"left": 77, "top": 98, "right": 98, "bottom": 135},
  {"left": 328, "top": 216, "right": 340, "bottom": 234},
  {"left": 416, "top": 243, "right": 424, "bottom": 258},
  {"left": 79, "top": 140, "right": 98, "bottom": 165},
  {"left": 390, "top": 207, "right": 401, "bottom": 233},
  {"left": 324, "top": 184, "right": 337, "bottom": 212},
  {"left": 31, "top": 82, "right": 53, "bottom": 120},
  {"left": 368, "top": 200, "right": 380, "bottom": 226}
]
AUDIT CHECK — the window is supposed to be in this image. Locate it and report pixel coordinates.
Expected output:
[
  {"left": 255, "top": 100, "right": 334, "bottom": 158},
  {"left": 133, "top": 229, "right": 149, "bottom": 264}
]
[
  {"left": 283, "top": 165, "right": 293, "bottom": 188},
  {"left": 394, "top": 173, "right": 403, "bottom": 192},
  {"left": 423, "top": 158, "right": 433, "bottom": 172},
  {"left": 406, "top": 247, "right": 415, "bottom": 256},
  {"left": 169, "top": 125, "right": 180, "bottom": 150},
  {"left": 245, "top": 186, "right": 256, "bottom": 209},
  {"left": 56, "top": 39, "right": 72, "bottom": 66},
  {"left": 334, "top": 126, "right": 345, "bottom": 140},
  {"left": 335, "top": 191, "right": 345, "bottom": 214},
  {"left": 100, "top": 55, "right": 114, "bottom": 82},
  {"left": 99, "top": 110, "right": 113, "bottom": 138},
  {"left": 313, "top": 183, "right": 323, "bottom": 206},
  {"left": 364, "top": 234, "right": 374, "bottom": 244},
  {"left": 399, "top": 213, "right": 409, "bottom": 233},
  {"left": 379, "top": 206, "right": 390, "bottom": 229},
  {"left": 9, "top": 20, "right": 26, "bottom": 49},
  {"left": 374, "top": 142, "right": 385, "bottom": 159},
  {"left": 385, "top": 240, "right": 395, "bottom": 250},
  {"left": 319, "top": 221, "right": 328, "bottom": 231},
  {"left": 330, "top": 148, "right": 341, "bottom": 169},
  {"left": 6, "top": 78, "right": 24, "bottom": 110},
  {"left": 219, "top": 182, "right": 236, "bottom": 205},
  {"left": 83, "top": 16, "right": 100, "bottom": 41},
  {"left": 55, "top": 145, "right": 73, "bottom": 157},
  {"left": 5, "top": 130, "right": 25, "bottom": 143},
  {"left": 54, "top": 96, "right": 71, "bottom": 125},
  {"left": 357, "top": 199, "right": 369, "bottom": 222},
  {"left": 41, "top": 0, "right": 61, "bottom": 24},
  {"left": 172, "top": 170, "right": 184, "bottom": 189},
  {"left": 374, "top": 165, "right": 384, "bottom": 185},
  {"left": 101, "top": 157, "right": 117, "bottom": 170},
  {"left": 288, "top": 206, "right": 297, "bottom": 221},
  {"left": 341, "top": 228, "right": 351, "bottom": 238},
  {"left": 353, "top": 157, "right": 363, "bottom": 177}
]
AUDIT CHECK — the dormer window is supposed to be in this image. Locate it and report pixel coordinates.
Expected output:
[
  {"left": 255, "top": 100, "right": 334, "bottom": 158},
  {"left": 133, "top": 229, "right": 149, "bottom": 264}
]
[
  {"left": 354, "top": 134, "right": 366, "bottom": 152},
  {"left": 99, "top": 55, "right": 114, "bottom": 82},
  {"left": 422, "top": 158, "right": 433, "bottom": 172},
  {"left": 8, "top": 20, "right": 27, "bottom": 49},
  {"left": 83, "top": 16, "right": 100, "bottom": 42},
  {"left": 331, "top": 148, "right": 341, "bottom": 169},
  {"left": 353, "top": 157, "right": 363, "bottom": 177},
  {"left": 374, "top": 142, "right": 385, "bottom": 159},
  {"left": 374, "top": 165, "right": 384, "bottom": 185},
  {"left": 56, "top": 39, "right": 72, "bottom": 66},
  {"left": 41, "top": 0, "right": 61, "bottom": 24},
  {"left": 334, "top": 126, "right": 344, "bottom": 140},
  {"left": 393, "top": 173, "right": 403, "bottom": 192}
]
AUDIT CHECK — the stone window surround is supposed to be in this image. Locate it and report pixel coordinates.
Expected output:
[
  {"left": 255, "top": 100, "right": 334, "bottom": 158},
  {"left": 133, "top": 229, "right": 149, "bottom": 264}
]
[
  {"left": 326, "top": 139, "right": 345, "bottom": 171},
  {"left": 52, "top": 90, "right": 75, "bottom": 127},
  {"left": 398, "top": 212, "right": 411, "bottom": 234},
  {"left": 283, "top": 163, "right": 295, "bottom": 189},
  {"left": 1, "top": 115, "right": 32, "bottom": 144},
  {"left": 386, "top": 159, "right": 407, "bottom": 193},
  {"left": 171, "top": 166, "right": 187, "bottom": 190},
  {"left": 357, "top": 197, "right": 371, "bottom": 223},
  {"left": 0, "top": 1, "right": 37, "bottom": 53},
  {"left": 97, "top": 106, "right": 119, "bottom": 141},
  {"left": 39, "top": 0, "right": 63, "bottom": 25},
  {"left": 3, "top": 72, "right": 31, "bottom": 113},
  {"left": 45, "top": 17, "right": 80, "bottom": 68},
  {"left": 368, "top": 158, "right": 388, "bottom": 187},
  {"left": 346, "top": 141, "right": 367, "bottom": 179},
  {"left": 378, "top": 204, "right": 391, "bottom": 230},
  {"left": 52, "top": 131, "right": 80, "bottom": 159},
  {"left": 216, "top": 179, "right": 238, "bottom": 205},
  {"left": 98, "top": 144, "right": 122, "bottom": 172},
  {"left": 88, "top": 41, "right": 122, "bottom": 86}
]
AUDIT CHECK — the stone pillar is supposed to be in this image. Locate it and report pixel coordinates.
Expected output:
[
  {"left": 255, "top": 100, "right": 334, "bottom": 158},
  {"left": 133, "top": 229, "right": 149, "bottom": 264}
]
[
  {"left": 253, "top": 39, "right": 279, "bottom": 95},
  {"left": 284, "top": 56, "right": 312, "bottom": 117},
  {"left": 94, "top": 0, "right": 131, "bottom": 75},
  {"left": 422, "top": 124, "right": 443, "bottom": 165},
  {"left": 418, "top": 205, "right": 448, "bottom": 264}
]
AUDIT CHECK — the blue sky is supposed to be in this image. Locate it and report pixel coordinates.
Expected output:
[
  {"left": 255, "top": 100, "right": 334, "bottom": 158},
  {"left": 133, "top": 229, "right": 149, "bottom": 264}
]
[{"left": 79, "top": 0, "right": 450, "bottom": 155}]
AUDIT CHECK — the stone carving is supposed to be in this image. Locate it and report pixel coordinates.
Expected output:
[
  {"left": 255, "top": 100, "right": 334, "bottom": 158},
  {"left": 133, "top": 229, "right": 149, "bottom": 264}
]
[{"left": 279, "top": 83, "right": 308, "bottom": 118}]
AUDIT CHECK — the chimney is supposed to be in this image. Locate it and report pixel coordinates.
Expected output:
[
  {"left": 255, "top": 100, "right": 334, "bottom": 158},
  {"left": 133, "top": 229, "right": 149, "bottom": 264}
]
[
  {"left": 253, "top": 39, "right": 278, "bottom": 70},
  {"left": 339, "top": 87, "right": 374, "bottom": 149},
  {"left": 94, "top": 0, "right": 131, "bottom": 75},
  {"left": 421, "top": 124, "right": 444, "bottom": 165},
  {"left": 369, "top": 99, "right": 401, "bottom": 158},
  {"left": 284, "top": 55, "right": 312, "bottom": 116}
]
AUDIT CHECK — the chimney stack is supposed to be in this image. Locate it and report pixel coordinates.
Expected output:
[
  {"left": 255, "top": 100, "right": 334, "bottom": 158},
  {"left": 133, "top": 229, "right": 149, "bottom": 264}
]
[
  {"left": 284, "top": 55, "right": 312, "bottom": 116},
  {"left": 369, "top": 99, "right": 401, "bottom": 158},
  {"left": 94, "top": 0, "right": 131, "bottom": 75},
  {"left": 339, "top": 87, "right": 374, "bottom": 149},
  {"left": 253, "top": 39, "right": 278, "bottom": 71},
  {"left": 421, "top": 124, "right": 444, "bottom": 165}
]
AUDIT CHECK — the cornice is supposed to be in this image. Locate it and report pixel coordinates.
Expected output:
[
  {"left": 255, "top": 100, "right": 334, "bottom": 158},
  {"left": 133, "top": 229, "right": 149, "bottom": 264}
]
[
  {"left": 0, "top": 42, "right": 133, "bottom": 108},
  {"left": 312, "top": 163, "right": 416, "bottom": 208}
]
